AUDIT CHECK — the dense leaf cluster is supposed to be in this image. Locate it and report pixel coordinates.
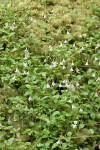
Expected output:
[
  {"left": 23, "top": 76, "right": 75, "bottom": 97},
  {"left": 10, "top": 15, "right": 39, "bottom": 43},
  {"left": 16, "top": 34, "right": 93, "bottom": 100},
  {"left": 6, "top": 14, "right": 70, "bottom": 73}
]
[{"left": 0, "top": 0, "right": 100, "bottom": 149}]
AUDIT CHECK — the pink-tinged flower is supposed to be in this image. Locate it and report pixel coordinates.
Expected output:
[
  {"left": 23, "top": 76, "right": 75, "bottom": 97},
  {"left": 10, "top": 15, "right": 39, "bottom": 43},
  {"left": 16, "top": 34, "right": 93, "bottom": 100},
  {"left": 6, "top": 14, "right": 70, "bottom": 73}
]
[{"left": 63, "top": 80, "right": 68, "bottom": 83}]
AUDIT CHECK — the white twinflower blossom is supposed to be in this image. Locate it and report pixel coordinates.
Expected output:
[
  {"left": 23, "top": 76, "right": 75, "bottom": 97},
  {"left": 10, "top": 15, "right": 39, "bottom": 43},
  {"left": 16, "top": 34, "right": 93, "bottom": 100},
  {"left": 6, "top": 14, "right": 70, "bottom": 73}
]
[
  {"left": 63, "top": 80, "right": 68, "bottom": 83},
  {"left": 24, "top": 48, "right": 29, "bottom": 59},
  {"left": 42, "top": 72, "right": 46, "bottom": 77},
  {"left": 96, "top": 77, "right": 100, "bottom": 81},
  {"left": 25, "top": 79, "right": 28, "bottom": 83},
  {"left": 23, "top": 62, "right": 28, "bottom": 67},
  {"left": 10, "top": 22, "right": 15, "bottom": 31},
  {"left": 79, "top": 34, "right": 82, "bottom": 38},
  {"left": 65, "top": 83, "right": 69, "bottom": 88},
  {"left": 59, "top": 43, "right": 63, "bottom": 47},
  {"left": 73, "top": 43, "right": 75, "bottom": 47},
  {"left": 13, "top": 47, "right": 17, "bottom": 51},
  {"left": 50, "top": 65, "right": 53, "bottom": 68},
  {"left": 64, "top": 40, "right": 68, "bottom": 44},
  {"left": 46, "top": 84, "right": 50, "bottom": 88},
  {"left": 98, "top": 61, "right": 100, "bottom": 65},
  {"left": 59, "top": 83, "right": 62, "bottom": 88},
  {"left": 72, "top": 124, "right": 77, "bottom": 129},
  {"left": 72, "top": 104, "right": 76, "bottom": 109},
  {"left": 81, "top": 47, "right": 84, "bottom": 51},
  {"left": 70, "top": 84, "right": 75, "bottom": 91},
  {"left": 12, "top": 75, "right": 16, "bottom": 80},
  {"left": 23, "top": 71, "right": 29, "bottom": 75},
  {"left": 76, "top": 82, "right": 80, "bottom": 87},
  {"left": 28, "top": 96, "right": 32, "bottom": 101},
  {"left": 60, "top": 61, "right": 63, "bottom": 65},
  {"left": 5, "top": 22, "right": 9, "bottom": 28},
  {"left": 71, "top": 61, "right": 74, "bottom": 66},
  {"left": 74, "top": 121, "right": 78, "bottom": 125},
  {"left": 76, "top": 68, "right": 80, "bottom": 73},
  {"left": 79, "top": 108, "right": 83, "bottom": 112},
  {"left": 95, "top": 57, "right": 98, "bottom": 61},
  {"left": 15, "top": 68, "right": 20, "bottom": 74},
  {"left": 95, "top": 92, "right": 98, "bottom": 97},
  {"left": 29, "top": 17, "right": 34, "bottom": 21},
  {"left": 85, "top": 60, "right": 88, "bottom": 66},
  {"left": 68, "top": 99, "right": 72, "bottom": 103},
  {"left": 51, "top": 61, "right": 58, "bottom": 67},
  {"left": 56, "top": 140, "right": 60, "bottom": 144},
  {"left": 70, "top": 67, "right": 74, "bottom": 72},
  {"left": 62, "top": 66, "right": 66, "bottom": 69},
  {"left": 92, "top": 73, "right": 95, "bottom": 77},
  {"left": 43, "top": 15, "right": 47, "bottom": 19},
  {"left": 52, "top": 81, "right": 56, "bottom": 86},
  {"left": 46, "top": 118, "right": 50, "bottom": 123},
  {"left": 62, "top": 58, "right": 66, "bottom": 63},
  {"left": 10, "top": 25, "right": 15, "bottom": 31},
  {"left": 44, "top": 59, "right": 47, "bottom": 62},
  {"left": 49, "top": 45, "right": 53, "bottom": 51},
  {"left": 33, "top": 20, "right": 37, "bottom": 23},
  {"left": 67, "top": 31, "right": 70, "bottom": 35},
  {"left": 95, "top": 44, "right": 100, "bottom": 49}
]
